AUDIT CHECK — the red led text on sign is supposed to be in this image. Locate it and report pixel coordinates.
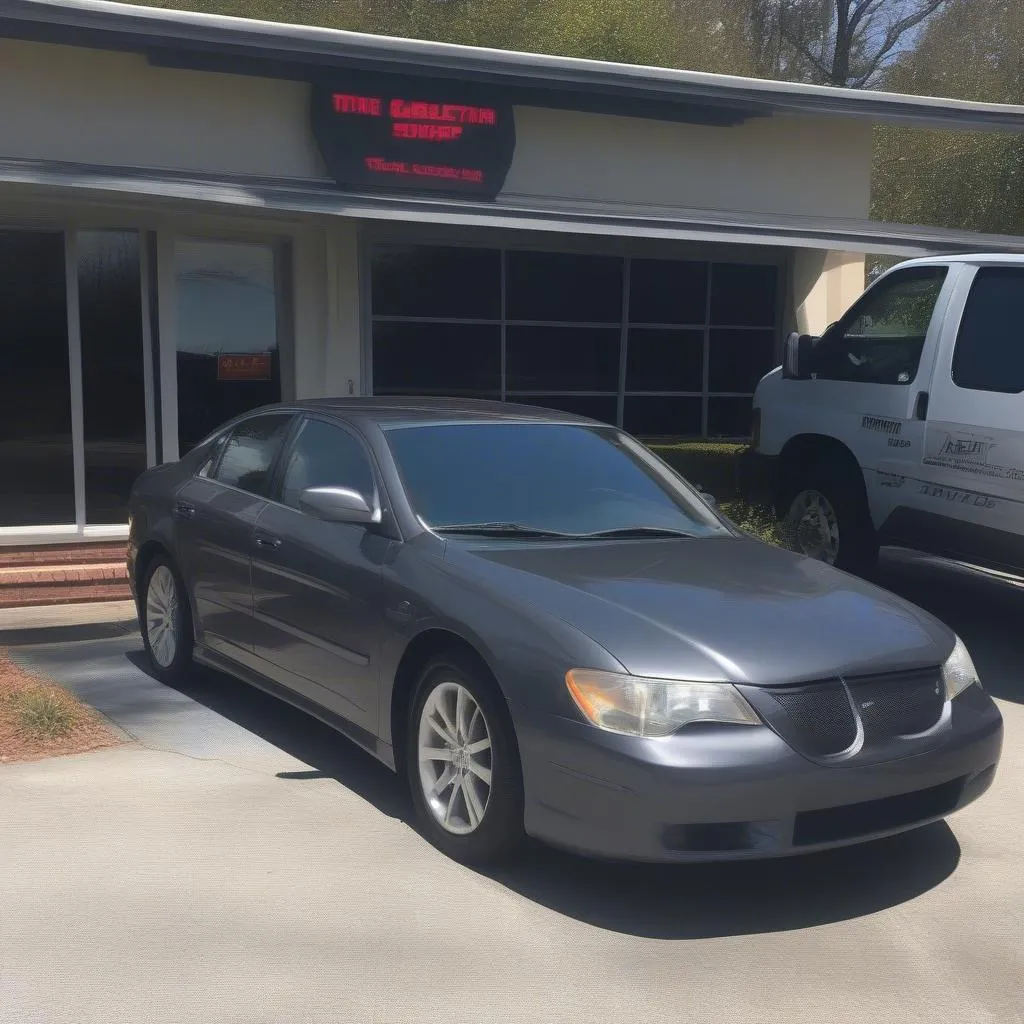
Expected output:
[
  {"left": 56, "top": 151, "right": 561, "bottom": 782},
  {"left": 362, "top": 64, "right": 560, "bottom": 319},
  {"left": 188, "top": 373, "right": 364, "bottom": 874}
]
[
  {"left": 392, "top": 123, "right": 464, "bottom": 141},
  {"left": 331, "top": 93, "right": 382, "bottom": 116},
  {"left": 388, "top": 100, "right": 496, "bottom": 125},
  {"left": 365, "top": 157, "right": 484, "bottom": 183}
]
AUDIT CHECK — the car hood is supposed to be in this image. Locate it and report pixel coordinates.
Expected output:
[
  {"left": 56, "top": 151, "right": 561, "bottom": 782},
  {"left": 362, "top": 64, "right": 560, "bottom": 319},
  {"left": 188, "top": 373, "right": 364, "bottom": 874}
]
[{"left": 445, "top": 536, "right": 952, "bottom": 685}]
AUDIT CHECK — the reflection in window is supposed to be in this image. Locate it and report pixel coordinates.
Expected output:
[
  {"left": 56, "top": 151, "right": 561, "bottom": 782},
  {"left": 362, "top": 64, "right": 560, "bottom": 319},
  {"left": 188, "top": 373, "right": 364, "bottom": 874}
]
[
  {"left": 0, "top": 231, "right": 73, "bottom": 526},
  {"left": 281, "top": 419, "right": 375, "bottom": 509},
  {"left": 79, "top": 231, "right": 147, "bottom": 524},
  {"left": 214, "top": 414, "right": 293, "bottom": 497},
  {"left": 814, "top": 267, "right": 946, "bottom": 385},
  {"left": 175, "top": 239, "right": 282, "bottom": 454}
]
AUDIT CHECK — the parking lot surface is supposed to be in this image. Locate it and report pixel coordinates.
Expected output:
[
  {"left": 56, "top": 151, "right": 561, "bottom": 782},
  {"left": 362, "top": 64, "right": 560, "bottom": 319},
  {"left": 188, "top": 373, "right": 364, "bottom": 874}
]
[{"left": 2, "top": 551, "right": 1022, "bottom": 1024}]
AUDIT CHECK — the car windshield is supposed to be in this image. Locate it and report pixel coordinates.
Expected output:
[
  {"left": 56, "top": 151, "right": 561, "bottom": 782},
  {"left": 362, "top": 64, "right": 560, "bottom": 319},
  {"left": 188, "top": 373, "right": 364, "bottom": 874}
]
[{"left": 383, "top": 421, "right": 727, "bottom": 539}]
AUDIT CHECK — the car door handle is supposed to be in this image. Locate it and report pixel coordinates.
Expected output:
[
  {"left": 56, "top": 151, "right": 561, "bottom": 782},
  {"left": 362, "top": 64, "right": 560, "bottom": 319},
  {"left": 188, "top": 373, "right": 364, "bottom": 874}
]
[
  {"left": 914, "top": 391, "right": 929, "bottom": 421},
  {"left": 254, "top": 535, "right": 282, "bottom": 550},
  {"left": 173, "top": 500, "right": 197, "bottom": 520}
]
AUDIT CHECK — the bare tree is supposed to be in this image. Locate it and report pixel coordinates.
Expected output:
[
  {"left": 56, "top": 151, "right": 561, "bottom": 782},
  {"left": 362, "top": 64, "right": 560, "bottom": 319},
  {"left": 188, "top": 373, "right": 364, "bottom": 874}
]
[{"left": 748, "top": 0, "right": 950, "bottom": 87}]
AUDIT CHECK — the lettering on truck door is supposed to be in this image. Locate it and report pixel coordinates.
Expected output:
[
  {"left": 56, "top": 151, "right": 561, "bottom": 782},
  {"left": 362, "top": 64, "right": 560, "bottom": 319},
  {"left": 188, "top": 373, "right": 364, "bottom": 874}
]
[
  {"left": 915, "top": 264, "right": 1024, "bottom": 563},
  {"left": 809, "top": 265, "right": 952, "bottom": 523}
]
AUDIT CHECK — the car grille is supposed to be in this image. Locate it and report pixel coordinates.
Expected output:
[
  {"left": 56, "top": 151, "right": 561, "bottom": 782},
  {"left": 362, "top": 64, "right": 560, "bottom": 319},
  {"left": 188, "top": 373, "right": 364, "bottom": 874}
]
[
  {"left": 848, "top": 668, "right": 944, "bottom": 738},
  {"left": 762, "top": 667, "right": 945, "bottom": 759},
  {"left": 768, "top": 683, "right": 857, "bottom": 757}
]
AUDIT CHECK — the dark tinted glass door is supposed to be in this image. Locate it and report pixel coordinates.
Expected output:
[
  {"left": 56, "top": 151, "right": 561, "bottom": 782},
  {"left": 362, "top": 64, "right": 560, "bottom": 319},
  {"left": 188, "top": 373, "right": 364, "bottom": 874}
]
[
  {"left": 79, "top": 231, "right": 148, "bottom": 524},
  {"left": 0, "top": 231, "right": 73, "bottom": 526},
  {"left": 174, "top": 239, "right": 283, "bottom": 455}
]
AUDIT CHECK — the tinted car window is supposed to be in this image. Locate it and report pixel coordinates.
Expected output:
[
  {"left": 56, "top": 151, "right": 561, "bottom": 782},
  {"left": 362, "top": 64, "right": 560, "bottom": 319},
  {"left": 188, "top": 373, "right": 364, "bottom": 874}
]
[
  {"left": 813, "top": 266, "right": 947, "bottom": 385},
  {"left": 214, "top": 413, "right": 292, "bottom": 496},
  {"left": 280, "top": 418, "right": 376, "bottom": 509},
  {"left": 952, "top": 267, "right": 1024, "bottom": 394},
  {"left": 385, "top": 422, "right": 724, "bottom": 536}
]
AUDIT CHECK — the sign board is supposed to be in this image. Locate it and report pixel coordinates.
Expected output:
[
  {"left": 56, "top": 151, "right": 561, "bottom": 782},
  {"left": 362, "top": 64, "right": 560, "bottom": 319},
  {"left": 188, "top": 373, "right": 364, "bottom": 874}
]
[
  {"left": 311, "top": 72, "right": 516, "bottom": 199},
  {"left": 217, "top": 354, "right": 273, "bottom": 382}
]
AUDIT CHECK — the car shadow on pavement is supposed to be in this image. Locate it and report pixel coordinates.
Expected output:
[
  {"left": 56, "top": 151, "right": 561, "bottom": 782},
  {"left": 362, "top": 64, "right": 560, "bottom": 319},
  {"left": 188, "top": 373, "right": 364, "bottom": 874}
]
[
  {"left": 481, "top": 822, "right": 960, "bottom": 939},
  {"left": 124, "top": 650, "right": 412, "bottom": 820},
  {"left": 872, "top": 549, "right": 1024, "bottom": 705}
]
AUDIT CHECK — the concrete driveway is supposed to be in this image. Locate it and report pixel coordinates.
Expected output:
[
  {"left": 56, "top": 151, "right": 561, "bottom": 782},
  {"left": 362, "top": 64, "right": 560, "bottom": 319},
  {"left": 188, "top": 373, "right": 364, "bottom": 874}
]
[{"left": 2, "top": 552, "right": 1022, "bottom": 1024}]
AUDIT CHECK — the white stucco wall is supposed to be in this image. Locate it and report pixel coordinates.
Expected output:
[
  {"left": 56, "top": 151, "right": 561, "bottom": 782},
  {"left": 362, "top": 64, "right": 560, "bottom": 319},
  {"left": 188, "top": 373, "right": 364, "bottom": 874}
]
[
  {"left": 791, "top": 249, "right": 867, "bottom": 335},
  {"left": 0, "top": 38, "right": 325, "bottom": 178},
  {"left": 503, "top": 107, "right": 873, "bottom": 219},
  {"left": 0, "top": 37, "right": 872, "bottom": 224}
]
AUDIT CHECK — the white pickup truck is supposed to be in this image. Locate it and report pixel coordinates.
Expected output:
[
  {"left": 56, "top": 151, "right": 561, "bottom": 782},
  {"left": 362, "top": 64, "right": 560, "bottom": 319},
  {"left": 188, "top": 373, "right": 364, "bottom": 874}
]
[{"left": 749, "top": 254, "right": 1024, "bottom": 574}]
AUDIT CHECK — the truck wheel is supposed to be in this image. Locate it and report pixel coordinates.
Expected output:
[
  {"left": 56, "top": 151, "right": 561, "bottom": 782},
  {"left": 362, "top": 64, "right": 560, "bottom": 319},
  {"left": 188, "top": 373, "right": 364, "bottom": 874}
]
[{"left": 782, "top": 465, "right": 878, "bottom": 574}]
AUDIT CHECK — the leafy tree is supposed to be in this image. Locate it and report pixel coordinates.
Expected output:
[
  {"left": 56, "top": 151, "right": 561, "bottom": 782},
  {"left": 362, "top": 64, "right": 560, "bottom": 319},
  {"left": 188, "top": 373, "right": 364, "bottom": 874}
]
[
  {"left": 872, "top": 0, "right": 1024, "bottom": 234},
  {"left": 743, "top": 0, "right": 950, "bottom": 87}
]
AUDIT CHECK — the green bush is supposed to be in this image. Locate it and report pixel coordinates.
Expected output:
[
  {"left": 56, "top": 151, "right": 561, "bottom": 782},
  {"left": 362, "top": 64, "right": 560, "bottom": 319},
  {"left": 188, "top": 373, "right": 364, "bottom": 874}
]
[{"left": 10, "top": 688, "right": 78, "bottom": 739}]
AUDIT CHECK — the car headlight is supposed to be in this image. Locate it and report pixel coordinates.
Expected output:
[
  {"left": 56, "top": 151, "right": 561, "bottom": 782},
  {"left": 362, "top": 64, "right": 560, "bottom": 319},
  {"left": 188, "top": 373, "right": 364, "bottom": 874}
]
[
  {"left": 941, "top": 635, "right": 981, "bottom": 700},
  {"left": 565, "top": 669, "right": 761, "bottom": 738}
]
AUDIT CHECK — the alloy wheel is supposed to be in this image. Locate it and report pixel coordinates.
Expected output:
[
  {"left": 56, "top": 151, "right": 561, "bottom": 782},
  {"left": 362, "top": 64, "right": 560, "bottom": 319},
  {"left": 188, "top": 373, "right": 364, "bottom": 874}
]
[
  {"left": 787, "top": 488, "right": 840, "bottom": 564},
  {"left": 146, "top": 565, "right": 181, "bottom": 669},
  {"left": 417, "top": 681, "right": 493, "bottom": 835}
]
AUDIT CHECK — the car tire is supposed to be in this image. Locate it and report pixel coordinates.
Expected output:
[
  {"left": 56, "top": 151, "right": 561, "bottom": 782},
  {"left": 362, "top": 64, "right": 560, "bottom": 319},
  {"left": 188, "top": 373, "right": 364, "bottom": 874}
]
[
  {"left": 782, "top": 463, "right": 878, "bottom": 574},
  {"left": 141, "top": 555, "right": 194, "bottom": 684},
  {"left": 407, "top": 654, "right": 526, "bottom": 865}
]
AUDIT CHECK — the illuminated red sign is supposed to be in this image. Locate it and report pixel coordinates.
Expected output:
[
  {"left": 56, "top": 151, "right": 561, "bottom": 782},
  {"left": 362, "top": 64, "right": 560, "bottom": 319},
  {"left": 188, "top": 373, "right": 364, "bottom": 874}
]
[
  {"left": 311, "top": 74, "right": 516, "bottom": 199},
  {"left": 217, "top": 354, "right": 272, "bottom": 382}
]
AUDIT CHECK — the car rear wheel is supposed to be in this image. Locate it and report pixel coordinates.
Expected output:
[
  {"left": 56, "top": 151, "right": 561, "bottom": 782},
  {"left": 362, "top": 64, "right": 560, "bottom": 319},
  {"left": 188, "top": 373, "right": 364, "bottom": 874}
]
[
  {"left": 408, "top": 656, "right": 525, "bottom": 864},
  {"left": 783, "top": 465, "right": 878, "bottom": 574},
  {"left": 141, "top": 557, "right": 194, "bottom": 684}
]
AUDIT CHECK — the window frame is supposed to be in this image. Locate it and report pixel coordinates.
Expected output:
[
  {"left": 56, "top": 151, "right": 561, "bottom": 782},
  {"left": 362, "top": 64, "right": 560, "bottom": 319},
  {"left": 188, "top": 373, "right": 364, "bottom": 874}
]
[
  {"left": 811, "top": 265, "right": 949, "bottom": 387},
  {"left": 270, "top": 413, "right": 382, "bottom": 514},
  {"left": 363, "top": 237, "right": 785, "bottom": 440}
]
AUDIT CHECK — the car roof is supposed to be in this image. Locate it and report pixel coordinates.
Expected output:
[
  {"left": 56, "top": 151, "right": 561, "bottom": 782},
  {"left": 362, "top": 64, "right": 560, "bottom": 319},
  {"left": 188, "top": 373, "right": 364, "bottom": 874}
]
[{"left": 286, "top": 396, "right": 603, "bottom": 426}]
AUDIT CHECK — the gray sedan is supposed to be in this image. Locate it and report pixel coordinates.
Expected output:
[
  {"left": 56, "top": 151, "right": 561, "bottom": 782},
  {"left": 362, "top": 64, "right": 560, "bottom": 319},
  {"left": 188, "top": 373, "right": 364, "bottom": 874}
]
[{"left": 127, "top": 398, "right": 1003, "bottom": 864}]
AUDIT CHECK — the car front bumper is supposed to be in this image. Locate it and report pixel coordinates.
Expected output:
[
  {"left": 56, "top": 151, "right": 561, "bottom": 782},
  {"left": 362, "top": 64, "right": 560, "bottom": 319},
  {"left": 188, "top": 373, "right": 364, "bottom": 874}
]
[{"left": 513, "top": 685, "right": 1002, "bottom": 862}]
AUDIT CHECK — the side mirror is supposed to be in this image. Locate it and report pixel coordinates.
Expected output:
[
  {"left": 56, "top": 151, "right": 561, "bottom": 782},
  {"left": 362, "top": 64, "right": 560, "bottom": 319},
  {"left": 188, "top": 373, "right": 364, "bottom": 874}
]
[
  {"left": 782, "top": 331, "right": 816, "bottom": 380},
  {"left": 298, "top": 486, "right": 380, "bottom": 525}
]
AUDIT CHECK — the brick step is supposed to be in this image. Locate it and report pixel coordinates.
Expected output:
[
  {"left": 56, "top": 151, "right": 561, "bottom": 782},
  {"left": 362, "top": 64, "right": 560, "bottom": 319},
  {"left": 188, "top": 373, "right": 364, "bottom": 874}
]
[
  {"left": 0, "top": 542, "right": 128, "bottom": 568},
  {"left": 0, "top": 562, "right": 131, "bottom": 609}
]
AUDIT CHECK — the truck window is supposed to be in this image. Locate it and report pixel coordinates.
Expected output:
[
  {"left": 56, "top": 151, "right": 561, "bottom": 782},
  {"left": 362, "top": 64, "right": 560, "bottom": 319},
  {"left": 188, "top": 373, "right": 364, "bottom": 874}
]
[
  {"left": 812, "top": 266, "right": 947, "bottom": 385},
  {"left": 952, "top": 267, "right": 1024, "bottom": 394}
]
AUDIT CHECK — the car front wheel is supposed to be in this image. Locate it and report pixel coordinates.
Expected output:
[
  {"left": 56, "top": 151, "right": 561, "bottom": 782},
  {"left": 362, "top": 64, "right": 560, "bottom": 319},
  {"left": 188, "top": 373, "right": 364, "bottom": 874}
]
[
  {"left": 408, "top": 655, "right": 525, "bottom": 864},
  {"left": 141, "top": 556, "right": 194, "bottom": 684}
]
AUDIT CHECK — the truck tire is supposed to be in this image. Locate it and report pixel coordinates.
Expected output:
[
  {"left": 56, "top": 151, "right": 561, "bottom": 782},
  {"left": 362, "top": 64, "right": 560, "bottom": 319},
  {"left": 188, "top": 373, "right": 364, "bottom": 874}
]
[{"left": 781, "top": 463, "right": 878, "bottom": 574}]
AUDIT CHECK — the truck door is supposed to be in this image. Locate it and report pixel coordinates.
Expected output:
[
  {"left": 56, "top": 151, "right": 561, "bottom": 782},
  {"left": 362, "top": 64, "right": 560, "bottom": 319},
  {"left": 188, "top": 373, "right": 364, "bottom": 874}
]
[
  {"left": 915, "top": 264, "right": 1024, "bottom": 570},
  {"left": 807, "top": 264, "right": 952, "bottom": 517}
]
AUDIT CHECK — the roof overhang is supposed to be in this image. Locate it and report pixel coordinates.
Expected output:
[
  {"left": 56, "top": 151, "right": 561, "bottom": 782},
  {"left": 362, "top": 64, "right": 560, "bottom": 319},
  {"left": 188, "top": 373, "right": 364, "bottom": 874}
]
[
  {"left": 3, "top": 0, "right": 1024, "bottom": 132},
  {"left": 2, "top": 157, "right": 1023, "bottom": 258}
]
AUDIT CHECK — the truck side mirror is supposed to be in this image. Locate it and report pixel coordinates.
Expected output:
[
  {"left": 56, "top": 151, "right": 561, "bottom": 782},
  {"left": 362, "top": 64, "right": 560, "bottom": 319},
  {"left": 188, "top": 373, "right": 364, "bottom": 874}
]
[{"left": 782, "top": 331, "right": 816, "bottom": 380}]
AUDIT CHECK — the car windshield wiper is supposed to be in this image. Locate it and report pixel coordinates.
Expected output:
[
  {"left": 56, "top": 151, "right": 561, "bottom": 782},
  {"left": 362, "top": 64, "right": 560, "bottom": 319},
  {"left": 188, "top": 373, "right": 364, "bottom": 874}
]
[
  {"left": 573, "top": 526, "right": 699, "bottom": 540},
  {"left": 433, "top": 522, "right": 577, "bottom": 538}
]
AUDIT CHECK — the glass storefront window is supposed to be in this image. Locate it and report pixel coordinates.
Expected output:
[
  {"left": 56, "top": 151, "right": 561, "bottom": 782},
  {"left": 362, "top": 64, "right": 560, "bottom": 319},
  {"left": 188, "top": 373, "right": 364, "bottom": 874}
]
[
  {"left": 174, "top": 239, "right": 282, "bottom": 454},
  {"left": 79, "top": 231, "right": 147, "bottom": 525},
  {"left": 369, "top": 244, "right": 781, "bottom": 439},
  {"left": 0, "top": 231, "right": 74, "bottom": 527}
]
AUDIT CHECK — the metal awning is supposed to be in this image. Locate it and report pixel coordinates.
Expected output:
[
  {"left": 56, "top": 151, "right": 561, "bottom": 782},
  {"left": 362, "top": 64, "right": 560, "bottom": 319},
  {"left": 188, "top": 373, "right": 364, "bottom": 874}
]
[
  {"left": 4, "top": 0, "right": 1024, "bottom": 131},
  {"left": 2, "top": 157, "right": 1022, "bottom": 258}
]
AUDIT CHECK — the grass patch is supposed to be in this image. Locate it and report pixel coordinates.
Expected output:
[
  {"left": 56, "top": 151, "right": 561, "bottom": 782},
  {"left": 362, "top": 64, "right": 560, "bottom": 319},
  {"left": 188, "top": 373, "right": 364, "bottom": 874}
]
[
  {"left": 10, "top": 687, "right": 79, "bottom": 739},
  {"left": 0, "top": 650, "right": 121, "bottom": 763}
]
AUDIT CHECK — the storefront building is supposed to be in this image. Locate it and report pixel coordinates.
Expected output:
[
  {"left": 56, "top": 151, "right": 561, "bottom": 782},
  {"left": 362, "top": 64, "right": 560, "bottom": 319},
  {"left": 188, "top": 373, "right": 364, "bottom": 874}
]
[{"left": 2, "top": 0, "right": 1024, "bottom": 590}]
